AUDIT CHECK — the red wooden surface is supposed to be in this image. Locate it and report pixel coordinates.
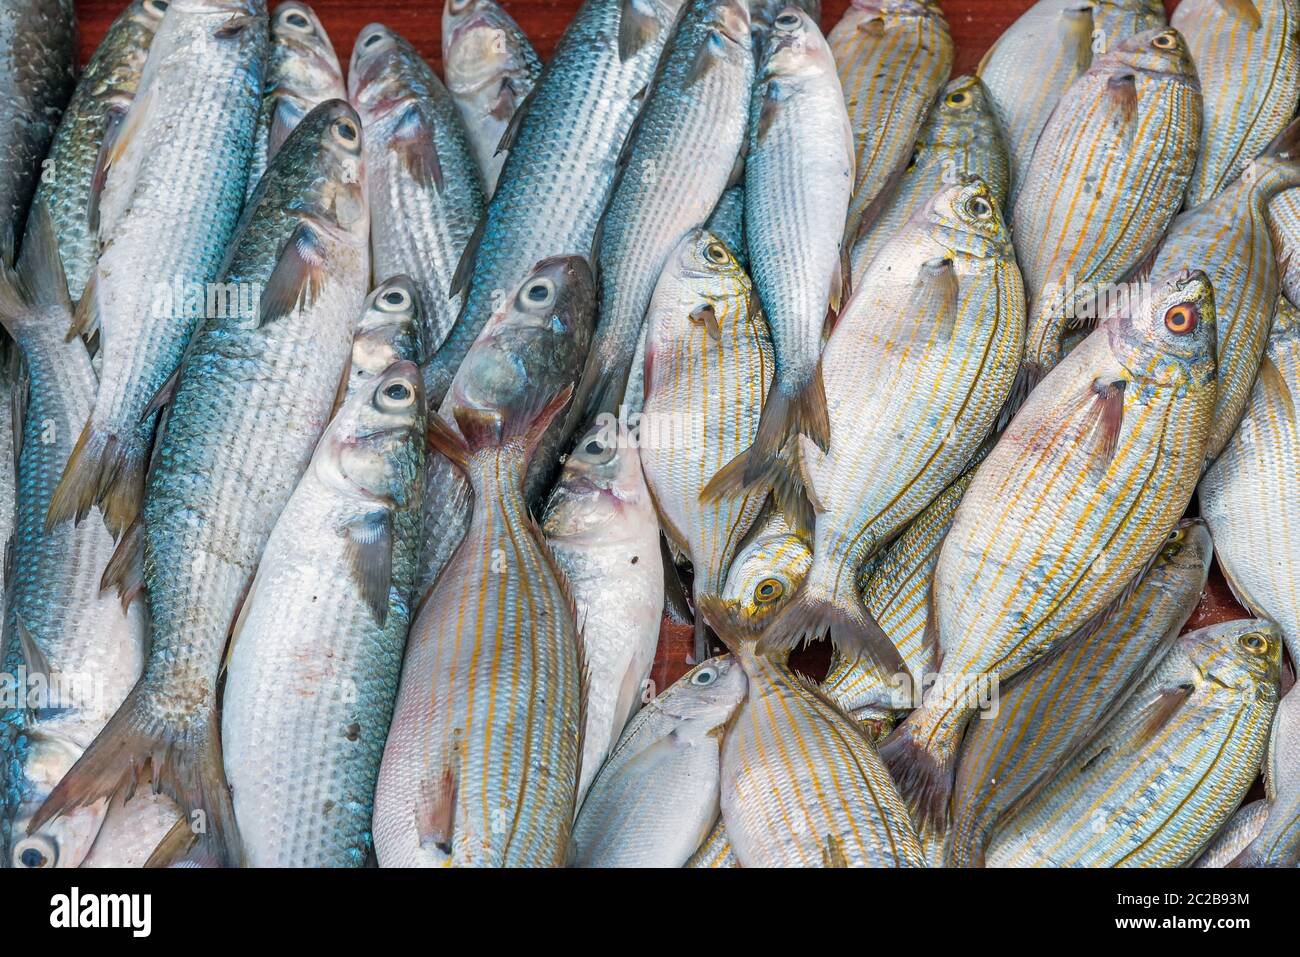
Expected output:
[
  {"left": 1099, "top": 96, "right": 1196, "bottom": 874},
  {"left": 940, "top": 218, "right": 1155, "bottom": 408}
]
[{"left": 70, "top": 0, "right": 1250, "bottom": 691}]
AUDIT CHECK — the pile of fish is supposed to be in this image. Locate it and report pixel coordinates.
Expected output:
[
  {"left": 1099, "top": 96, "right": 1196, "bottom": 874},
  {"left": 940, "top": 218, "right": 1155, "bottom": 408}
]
[{"left": 0, "top": 0, "right": 1296, "bottom": 869}]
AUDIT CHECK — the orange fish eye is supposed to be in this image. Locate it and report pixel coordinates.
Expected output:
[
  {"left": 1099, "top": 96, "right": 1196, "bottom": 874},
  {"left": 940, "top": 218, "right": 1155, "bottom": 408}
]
[{"left": 1164, "top": 303, "right": 1197, "bottom": 335}]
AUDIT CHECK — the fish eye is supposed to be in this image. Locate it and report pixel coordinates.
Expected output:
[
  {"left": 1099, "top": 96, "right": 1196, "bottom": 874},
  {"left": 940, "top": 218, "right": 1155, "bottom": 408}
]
[
  {"left": 520, "top": 277, "right": 556, "bottom": 309},
  {"left": 144, "top": 0, "right": 168, "bottom": 16},
  {"left": 1238, "top": 632, "right": 1269, "bottom": 655},
  {"left": 332, "top": 117, "right": 359, "bottom": 147},
  {"left": 705, "top": 242, "right": 730, "bottom": 265},
  {"left": 692, "top": 666, "right": 718, "bottom": 686},
  {"left": 13, "top": 835, "right": 55, "bottom": 869},
  {"left": 968, "top": 195, "right": 993, "bottom": 219},
  {"left": 363, "top": 30, "right": 386, "bottom": 48},
  {"left": 945, "top": 89, "right": 970, "bottom": 108},
  {"left": 378, "top": 378, "right": 415, "bottom": 409},
  {"left": 754, "top": 577, "right": 784, "bottom": 604},
  {"left": 378, "top": 287, "right": 410, "bottom": 311},
  {"left": 1152, "top": 32, "right": 1176, "bottom": 50},
  {"left": 583, "top": 438, "right": 604, "bottom": 456},
  {"left": 1164, "top": 303, "right": 1197, "bottom": 335},
  {"left": 775, "top": 12, "right": 800, "bottom": 28},
  {"left": 280, "top": 9, "right": 313, "bottom": 31},
  {"left": 1168, "top": 527, "right": 1185, "bottom": 544}
]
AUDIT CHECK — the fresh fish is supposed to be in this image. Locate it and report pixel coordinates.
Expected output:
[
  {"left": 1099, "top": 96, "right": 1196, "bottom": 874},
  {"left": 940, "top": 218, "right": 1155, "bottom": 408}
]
[
  {"left": 639, "top": 229, "right": 772, "bottom": 660},
  {"left": 705, "top": 185, "right": 746, "bottom": 269},
  {"left": 442, "top": 0, "right": 542, "bottom": 197},
  {"left": 1091, "top": 0, "right": 1166, "bottom": 48},
  {"left": 748, "top": 0, "right": 820, "bottom": 50},
  {"left": 742, "top": 8, "right": 854, "bottom": 495},
  {"left": 0, "top": 0, "right": 76, "bottom": 265},
  {"left": 1228, "top": 686, "right": 1300, "bottom": 866},
  {"left": 424, "top": 0, "right": 685, "bottom": 405},
  {"left": 572, "top": 0, "right": 754, "bottom": 427},
  {"left": 880, "top": 270, "right": 1218, "bottom": 837},
  {"left": 1172, "top": 0, "right": 1300, "bottom": 207},
  {"left": 77, "top": 792, "right": 184, "bottom": 868},
  {"left": 373, "top": 390, "right": 582, "bottom": 867},
  {"left": 850, "top": 74, "right": 1010, "bottom": 283},
  {"left": 1201, "top": 296, "right": 1300, "bottom": 663},
  {"left": 975, "top": 0, "right": 1093, "bottom": 204},
  {"left": 948, "top": 519, "right": 1213, "bottom": 867},
  {"left": 828, "top": 0, "right": 953, "bottom": 250},
  {"left": 1270, "top": 189, "right": 1300, "bottom": 306},
  {"left": 569, "top": 655, "right": 747, "bottom": 867},
  {"left": 46, "top": 0, "right": 269, "bottom": 537},
  {"left": 989, "top": 619, "right": 1282, "bottom": 868},
  {"left": 1013, "top": 27, "right": 1201, "bottom": 391},
  {"left": 685, "top": 817, "right": 739, "bottom": 867},
  {"left": 1150, "top": 132, "right": 1300, "bottom": 464},
  {"left": 343, "top": 276, "right": 425, "bottom": 404},
  {"left": 0, "top": 207, "right": 145, "bottom": 870},
  {"left": 823, "top": 462, "right": 979, "bottom": 717},
  {"left": 1194, "top": 799, "right": 1271, "bottom": 868},
  {"left": 542, "top": 423, "right": 664, "bottom": 806},
  {"left": 246, "top": 2, "right": 345, "bottom": 198},
  {"left": 413, "top": 255, "right": 595, "bottom": 603},
  {"left": 0, "top": 342, "right": 17, "bottom": 589},
  {"left": 29, "top": 101, "right": 369, "bottom": 867},
  {"left": 702, "top": 597, "right": 926, "bottom": 867},
  {"left": 223, "top": 359, "right": 425, "bottom": 867},
  {"left": 719, "top": 509, "right": 810, "bottom": 635},
  {"left": 760, "top": 178, "right": 1023, "bottom": 669},
  {"left": 350, "top": 24, "right": 484, "bottom": 358},
  {"left": 29, "top": 0, "right": 165, "bottom": 302}
]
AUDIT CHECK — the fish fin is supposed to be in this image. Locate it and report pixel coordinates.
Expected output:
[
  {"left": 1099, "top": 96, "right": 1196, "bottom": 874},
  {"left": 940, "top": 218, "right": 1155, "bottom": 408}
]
[
  {"left": 1102, "top": 73, "right": 1137, "bottom": 147},
  {"left": 690, "top": 303, "right": 722, "bottom": 341},
  {"left": 427, "top": 412, "right": 468, "bottom": 469},
  {"left": 393, "top": 104, "right": 444, "bottom": 194},
  {"left": 699, "top": 431, "right": 809, "bottom": 536},
  {"left": 1130, "top": 683, "right": 1194, "bottom": 750},
  {"left": 141, "top": 365, "right": 181, "bottom": 422},
  {"left": 67, "top": 269, "right": 101, "bottom": 342},
  {"left": 267, "top": 96, "right": 300, "bottom": 160},
  {"left": 912, "top": 257, "right": 959, "bottom": 339},
  {"left": 489, "top": 76, "right": 519, "bottom": 122},
  {"left": 696, "top": 593, "right": 762, "bottom": 657},
  {"left": 87, "top": 106, "right": 129, "bottom": 237},
  {"left": 1082, "top": 377, "right": 1126, "bottom": 475},
  {"left": 142, "top": 815, "right": 203, "bottom": 868},
  {"left": 618, "top": 0, "right": 661, "bottom": 61},
  {"left": 568, "top": 346, "right": 629, "bottom": 434},
  {"left": 343, "top": 508, "right": 394, "bottom": 626},
  {"left": 1214, "top": 0, "right": 1262, "bottom": 29},
  {"left": 691, "top": 582, "right": 712, "bottom": 663},
  {"left": 829, "top": 250, "right": 847, "bottom": 316},
  {"left": 659, "top": 534, "right": 694, "bottom": 625},
  {"left": 416, "top": 767, "right": 457, "bottom": 855},
  {"left": 743, "top": 361, "right": 830, "bottom": 495},
  {"left": 214, "top": 13, "right": 259, "bottom": 38},
  {"left": 96, "top": 85, "right": 155, "bottom": 239},
  {"left": 46, "top": 424, "right": 144, "bottom": 536},
  {"left": 821, "top": 833, "right": 848, "bottom": 868},
  {"left": 449, "top": 211, "right": 486, "bottom": 298},
  {"left": 877, "top": 709, "right": 959, "bottom": 835},
  {"left": 259, "top": 220, "right": 328, "bottom": 326},
  {"left": 494, "top": 84, "right": 535, "bottom": 156},
  {"left": 756, "top": 85, "right": 781, "bottom": 143},
  {"left": 756, "top": 574, "right": 908, "bottom": 682},
  {"left": 1256, "top": 351, "right": 1296, "bottom": 422},
  {"left": 848, "top": 147, "right": 914, "bottom": 251},
  {"left": 685, "top": 32, "right": 725, "bottom": 87},
  {"left": 15, "top": 615, "right": 49, "bottom": 679},
  {"left": 995, "top": 359, "right": 1045, "bottom": 432},
  {"left": 100, "top": 517, "right": 146, "bottom": 609},
  {"left": 452, "top": 383, "right": 573, "bottom": 455},
  {"left": 12, "top": 201, "right": 71, "bottom": 313},
  {"left": 27, "top": 690, "right": 243, "bottom": 867}
]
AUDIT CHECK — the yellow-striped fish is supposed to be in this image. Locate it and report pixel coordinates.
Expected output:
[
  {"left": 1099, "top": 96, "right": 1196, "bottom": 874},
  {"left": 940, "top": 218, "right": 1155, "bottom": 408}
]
[
  {"left": 1194, "top": 799, "right": 1271, "bottom": 868},
  {"left": 947, "top": 519, "right": 1213, "bottom": 867},
  {"left": 640, "top": 228, "right": 772, "bottom": 660},
  {"left": 880, "top": 270, "right": 1218, "bottom": 837},
  {"left": 1092, "top": 0, "right": 1166, "bottom": 48},
  {"left": 1230, "top": 686, "right": 1300, "bottom": 867},
  {"left": 760, "top": 178, "right": 1022, "bottom": 669},
  {"left": 989, "top": 619, "right": 1282, "bottom": 868},
  {"left": 828, "top": 0, "right": 953, "bottom": 249},
  {"left": 1012, "top": 27, "right": 1201, "bottom": 393},
  {"left": 701, "top": 596, "right": 926, "bottom": 867},
  {"left": 685, "top": 817, "right": 739, "bottom": 867},
  {"left": 1172, "top": 0, "right": 1300, "bottom": 207}
]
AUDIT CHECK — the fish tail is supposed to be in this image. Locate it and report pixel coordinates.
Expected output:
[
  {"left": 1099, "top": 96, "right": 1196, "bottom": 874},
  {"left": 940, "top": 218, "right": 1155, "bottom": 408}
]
[
  {"left": 695, "top": 593, "right": 762, "bottom": 657},
  {"left": 0, "top": 199, "right": 71, "bottom": 334},
  {"left": 745, "top": 365, "right": 830, "bottom": 488},
  {"left": 100, "top": 517, "right": 145, "bottom": 609},
  {"left": 700, "top": 434, "right": 812, "bottom": 537},
  {"left": 47, "top": 421, "right": 146, "bottom": 537},
  {"left": 877, "top": 704, "right": 967, "bottom": 836},
  {"left": 450, "top": 383, "right": 575, "bottom": 456},
  {"left": 567, "top": 349, "right": 628, "bottom": 442},
  {"left": 26, "top": 685, "right": 243, "bottom": 867}
]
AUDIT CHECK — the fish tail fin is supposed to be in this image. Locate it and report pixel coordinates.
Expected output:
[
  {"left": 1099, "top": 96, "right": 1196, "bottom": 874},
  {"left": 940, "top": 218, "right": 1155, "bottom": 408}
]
[
  {"left": 451, "top": 384, "right": 575, "bottom": 456},
  {"left": 700, "top": 436, "right": 812, "bottom": 537},
  {"left": 878, "top": 704, "right": 967, "bottom": 836},
  {"left": 756, "top": 570, "right": 908, "bottom": 682},
  {"left": 0, "top": 200, "right": 71, "bottom": 334},
  {"left": 695, "top": 593, "right": 761, "bottom": 658},
  {"left": 100, "top": 517, "right": 145, "bottom": 608},
  {"left": 46, "top": 422, "right": 113, "bottom": 531},
  {"left": 27, "top": 687, "right": 242, "bottom": 867},
  {"left": 744, "top": 364, "right": 830, "bottom": 490}
]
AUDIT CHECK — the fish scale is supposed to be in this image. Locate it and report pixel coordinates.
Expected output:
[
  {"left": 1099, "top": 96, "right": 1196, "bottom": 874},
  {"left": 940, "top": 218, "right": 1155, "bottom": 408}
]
[
  {"left": 989, "top": 619, "right": 1282, "bottom": 868},
  {"left": 948, "top": 519, "right": 1212, "bottom": 867},
  {"left": 880, "top": 269, "right": 1218, "bottom": 837},
  {"left": 1173, "top": 0, "right": 1300, "bottom": 208},
  {"left": 685, "top": 817, "right": 739, "bottom": 867},
  {"left": 1013, "top": 27, "right": 1201, "bottom": 385},
  {"left": 828, "top": 0, "right": 953, "bottom": 249},
  {"left": 351, "top": 25, "right": 483, "bottom": 358},
  {"left": 1193, "top": 799, "right": 1271, "bottom": 867},
  {"left": 422, "top": 0, "right": 685, "bottom": 405}
]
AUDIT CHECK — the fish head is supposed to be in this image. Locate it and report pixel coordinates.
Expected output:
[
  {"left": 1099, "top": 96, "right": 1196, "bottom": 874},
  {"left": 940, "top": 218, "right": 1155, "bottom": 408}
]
[
  {"left": 1181, "top": 618, "right": 1283, "bottom": 702},
  {"left": 930, "top": 75, "right": 999, "bottom": 148},
  {"left": 353, "top": 277, "right": 425, "bottom": 377},
  {"left": 443, "top": 0, "right": 527, "bottom": 97},
  {"left": 660, "top": 654, "right": 748, "bottom": 723},
  {"left": 1110, "top": 269, "right": 1217, "bottom": 388},
  {"left": 762, "top": 8, "right": 835, "bottom": 79},
  {"left": 270, "top": 2, "right": 345, "bottom": 99},
  {"left": 318, "top": 359, "right": 424, "bottom": 502},
  {"left": 3, "top": 721, "right": 107, "bottom": 870},
  {"left": 348, "top": 23, "right": 414, "bottom": 103},
  {"left": 915, "top": 175, "right": 1013, "bottom": 263},
  {"left": 542, "top": 424, "right": 649, "bottom": 539},
  {"left": 1154, "top": 517, "right": 1213, "bottom": 578},
  {"left": 449, "top": 255, "right": 596, "bottom": 419},
  {"left": 1101, "top": 27, "right": 1197, "bottom": 82},
  {"left": 281, "top": 99, "right": 368, "bottom": 233},
  {"left": 721, "top": 513, "right": 811, "bottom": 630}
]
